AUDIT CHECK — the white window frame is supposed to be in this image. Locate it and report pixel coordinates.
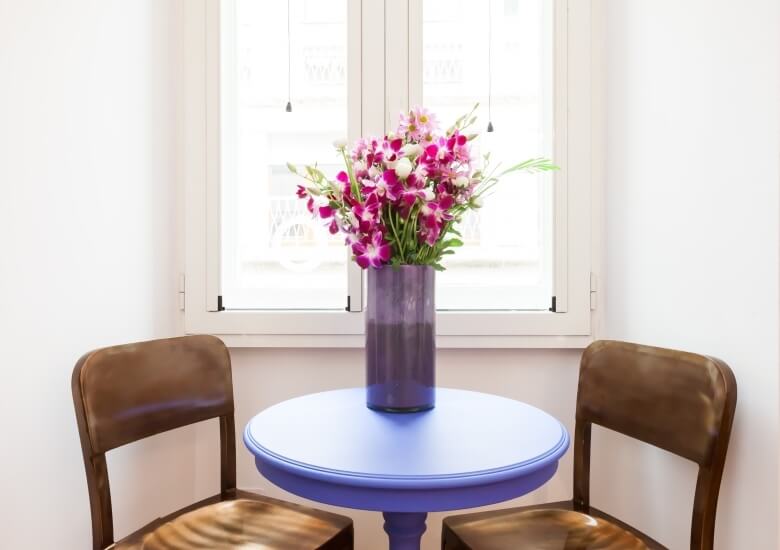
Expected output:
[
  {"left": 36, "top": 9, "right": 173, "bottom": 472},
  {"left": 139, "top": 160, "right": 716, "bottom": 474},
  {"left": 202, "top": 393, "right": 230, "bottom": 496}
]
[{"left": 184, "top": 0, "right": 597, "bottom": 348}]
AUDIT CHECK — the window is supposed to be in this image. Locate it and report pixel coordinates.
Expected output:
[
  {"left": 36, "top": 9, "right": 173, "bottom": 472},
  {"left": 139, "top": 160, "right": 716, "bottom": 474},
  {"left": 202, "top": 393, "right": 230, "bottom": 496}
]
[
  {"left": 184, "top": 0, "right": 594, "bottom": 347},
  {"left": 221, "top": 0, "right": 350, "bottom": 310},
  {"left": 422, "top": 0, "right": 553, "bottom": 310}
]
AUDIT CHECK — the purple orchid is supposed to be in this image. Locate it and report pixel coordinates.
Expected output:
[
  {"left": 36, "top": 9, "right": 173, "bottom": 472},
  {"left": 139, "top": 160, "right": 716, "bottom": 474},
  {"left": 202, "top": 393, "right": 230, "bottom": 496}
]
[{"left": 352, "top": 231, "right": 391, "bottom": 269}]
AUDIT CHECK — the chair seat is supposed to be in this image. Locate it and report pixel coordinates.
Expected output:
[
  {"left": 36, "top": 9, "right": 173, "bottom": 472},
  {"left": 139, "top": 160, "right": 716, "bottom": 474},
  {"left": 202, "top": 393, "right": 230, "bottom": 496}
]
[
  {"left": 442, "top": 501, "right": 665, "bottom": 550},
  {"left": 113, "top": 490, "right": 353, "bottom": 550}
]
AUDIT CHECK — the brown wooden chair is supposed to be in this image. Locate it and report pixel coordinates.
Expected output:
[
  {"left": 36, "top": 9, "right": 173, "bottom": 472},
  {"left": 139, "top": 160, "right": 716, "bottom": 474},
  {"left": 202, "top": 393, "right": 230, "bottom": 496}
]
[
  {"left": 72, "top": 335, "right": 354, "bottom": 550},
  {"left": 442, "top": 340, "right": 737, "bottom": 550}
]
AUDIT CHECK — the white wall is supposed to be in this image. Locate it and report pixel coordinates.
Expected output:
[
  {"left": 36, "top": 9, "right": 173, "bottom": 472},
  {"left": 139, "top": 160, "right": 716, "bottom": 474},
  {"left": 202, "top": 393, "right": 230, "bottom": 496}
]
[
  {"left": 600, "top": 0, "right": 780, "bottom": 548},
  {"left": 0, "top": 1, "right": 191, "bottom": 547}
]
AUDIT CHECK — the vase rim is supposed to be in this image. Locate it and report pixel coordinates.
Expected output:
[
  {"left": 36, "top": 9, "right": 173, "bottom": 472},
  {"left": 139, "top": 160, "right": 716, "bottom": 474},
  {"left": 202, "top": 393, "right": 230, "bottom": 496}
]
[{"left": 375, "top": 264, "right": 433, "bottom": 270}]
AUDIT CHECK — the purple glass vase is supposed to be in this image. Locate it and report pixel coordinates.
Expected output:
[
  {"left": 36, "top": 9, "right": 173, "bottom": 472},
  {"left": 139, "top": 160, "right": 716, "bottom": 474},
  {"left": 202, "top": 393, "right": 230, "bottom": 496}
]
[{"left": 366, "top": 265, "right": 435, "bottom": 412}]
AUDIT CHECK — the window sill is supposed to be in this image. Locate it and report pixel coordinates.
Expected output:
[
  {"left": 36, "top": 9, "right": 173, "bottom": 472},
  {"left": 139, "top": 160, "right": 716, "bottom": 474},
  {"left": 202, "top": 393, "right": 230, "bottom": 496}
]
[
  {"left": 185, "top": 309, "right": 592, "bottom": 349},
  {"left": 216, "top": 333, "right": 593, "bottom": 349}
]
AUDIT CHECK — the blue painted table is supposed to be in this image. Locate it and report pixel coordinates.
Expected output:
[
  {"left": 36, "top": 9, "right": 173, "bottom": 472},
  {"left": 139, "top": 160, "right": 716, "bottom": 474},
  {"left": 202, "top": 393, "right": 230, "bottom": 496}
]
[{"left": 243, "top": 388, "right": 569, "bottom": 550}]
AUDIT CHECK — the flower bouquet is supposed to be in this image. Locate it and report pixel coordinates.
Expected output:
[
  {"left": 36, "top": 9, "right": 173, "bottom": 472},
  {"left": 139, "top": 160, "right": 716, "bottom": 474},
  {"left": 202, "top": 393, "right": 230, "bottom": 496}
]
[
  {"left": 290, "top": 106, "right": 556, "bottom": 412},
  {"left": 291, "top": 105, "right": 556, "bottom": 271}
]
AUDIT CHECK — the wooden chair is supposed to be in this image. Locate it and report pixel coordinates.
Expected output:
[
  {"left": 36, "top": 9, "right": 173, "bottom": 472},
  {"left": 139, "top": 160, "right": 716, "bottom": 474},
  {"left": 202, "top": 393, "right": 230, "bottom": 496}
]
[
  {"left": 72, "top": 335, "right": 354, "bottom": 550},
  {"left": 442, "top": 340, "right": 737, "bottom": 550}
]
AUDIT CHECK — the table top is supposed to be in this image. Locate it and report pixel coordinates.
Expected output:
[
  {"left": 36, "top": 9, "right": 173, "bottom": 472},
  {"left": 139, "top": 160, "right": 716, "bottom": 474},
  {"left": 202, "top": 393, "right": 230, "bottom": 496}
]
[{"left": 244, "top": 388, "right": 568, "bottom": 513}]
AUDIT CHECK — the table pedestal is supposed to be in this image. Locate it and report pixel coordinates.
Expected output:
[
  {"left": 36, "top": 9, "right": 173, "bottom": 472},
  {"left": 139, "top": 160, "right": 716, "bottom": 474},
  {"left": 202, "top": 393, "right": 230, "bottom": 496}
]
[{"left": 382, "top": 512, "right": 428, "bottom": 550}]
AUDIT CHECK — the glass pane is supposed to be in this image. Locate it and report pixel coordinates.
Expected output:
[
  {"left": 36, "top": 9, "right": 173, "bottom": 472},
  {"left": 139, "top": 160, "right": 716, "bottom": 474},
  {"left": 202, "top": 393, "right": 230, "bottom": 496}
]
[
  {"left": 221, "top": 0, "right": 348, "bottom": 310},
  {"left": 423, "top": 0, "right": 554, "bottom": 310}
]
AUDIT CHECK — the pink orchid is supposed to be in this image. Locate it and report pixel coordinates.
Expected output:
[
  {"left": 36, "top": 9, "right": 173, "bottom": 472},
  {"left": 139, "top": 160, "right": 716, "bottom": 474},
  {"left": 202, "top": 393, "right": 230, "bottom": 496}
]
[
  {"left": 419, "top": 195, "right": 455, "bottom": 246},
  {"left": 366, "top": 169, "right": 401, "bottom": 201},
  {"left": 398, "top": 172, "right": 427, "bottom": 211},
  {"left": 317, "top": 203, "right": 334, "bottom": 219},
  {"left": 352, "top": 231, "right": 391, "bottom": 269},
  {"left": 352, "top": 192, "right": 381, "bottom": 232}
]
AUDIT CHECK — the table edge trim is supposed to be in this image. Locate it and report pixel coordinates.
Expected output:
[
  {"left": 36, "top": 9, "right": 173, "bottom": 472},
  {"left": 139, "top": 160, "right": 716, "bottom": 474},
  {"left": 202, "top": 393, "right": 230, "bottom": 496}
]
[{"left": 243, "top": 422, "right": 570, "bottom": 490}]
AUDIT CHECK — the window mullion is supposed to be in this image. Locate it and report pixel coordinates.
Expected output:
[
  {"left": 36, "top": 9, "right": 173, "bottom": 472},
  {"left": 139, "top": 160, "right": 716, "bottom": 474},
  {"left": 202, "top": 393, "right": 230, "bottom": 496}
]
[
  {"left": 384, "top": 0, "right": 411, "bottom": 129},
  {"left": 346, "top": 0, "right": 365, "bottom": 311},
  {"left": 408, "top": 0, "right": 423, "bottom": 107},
  {"left": 205, "top": 0, "right": 222, "bottom": 312},
  {"left": 552, "top": 0, "right": 569, "bottom": 313}
]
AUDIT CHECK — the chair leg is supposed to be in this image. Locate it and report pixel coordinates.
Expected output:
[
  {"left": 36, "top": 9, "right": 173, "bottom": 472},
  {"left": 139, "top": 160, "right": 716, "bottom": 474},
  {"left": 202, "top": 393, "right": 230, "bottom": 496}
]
[{"left": 441, "top": 527, "right": 466, "bottom": 550}]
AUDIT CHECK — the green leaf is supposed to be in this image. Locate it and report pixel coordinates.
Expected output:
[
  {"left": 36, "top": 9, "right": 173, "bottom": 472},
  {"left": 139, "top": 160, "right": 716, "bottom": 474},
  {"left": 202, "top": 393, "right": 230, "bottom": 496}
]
[
  {"left": 498, "top": 157, "right": 559, "bottom": 177},
  {"left": 442, "top": 238, "right": 464, "bottom": 248},
  {"left": 432, "top": 263, "right": 446, "bottom": 271}
]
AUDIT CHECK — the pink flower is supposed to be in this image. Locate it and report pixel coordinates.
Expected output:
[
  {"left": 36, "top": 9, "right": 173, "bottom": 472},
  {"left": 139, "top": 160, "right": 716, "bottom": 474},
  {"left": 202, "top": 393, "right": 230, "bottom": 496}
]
[
  {"left": 352, "top": 231, "right": 391, "bottom": 269},
  {"left": 335, "top": 170, "right": 360, "bottom": 205},
  {"left": 398, "top": 106, "right": 439, "bottom": 142},
  {"left": 352, "top": 192, "right": 381, "bottom": 232},
  {"left": 419, "top": 195, "right": 455, "bottom": 245},
  {"left": 374, "top": 170, "right": 401, "bottom": 201},
  {"left": 398, "top": 172, "right": 427, "bottom": 211},
  {"left": 351, "top": 138, "right": 368, "bottom": 161},
  {"left": 317, "top": 203, "right": 334, "bottom": 219},
  {"left": 336, "top": 170, "right": 350, "bottom": 192}
]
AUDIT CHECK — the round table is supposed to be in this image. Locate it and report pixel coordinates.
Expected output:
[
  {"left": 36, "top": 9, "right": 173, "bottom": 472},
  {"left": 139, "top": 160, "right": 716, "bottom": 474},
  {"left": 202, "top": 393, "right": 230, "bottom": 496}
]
[{"left": 243, "top": 388, "right": 569, "bottom": 550}]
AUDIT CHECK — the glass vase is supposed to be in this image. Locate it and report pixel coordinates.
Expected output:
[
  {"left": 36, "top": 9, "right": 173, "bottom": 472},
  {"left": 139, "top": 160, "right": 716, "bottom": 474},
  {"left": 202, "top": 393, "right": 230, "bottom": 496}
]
[{"left": 366, "top": 265, "right": 435, "bottom": 412}]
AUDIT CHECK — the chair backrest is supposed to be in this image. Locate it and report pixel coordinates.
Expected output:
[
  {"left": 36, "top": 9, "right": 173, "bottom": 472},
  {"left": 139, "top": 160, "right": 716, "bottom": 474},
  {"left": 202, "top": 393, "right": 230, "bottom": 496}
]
[
  {"left": 572, "top": 340, "right": 736, "bottom": 550},
  {"left": 72, "top": 335, "right": 236, "bottom": 550}
]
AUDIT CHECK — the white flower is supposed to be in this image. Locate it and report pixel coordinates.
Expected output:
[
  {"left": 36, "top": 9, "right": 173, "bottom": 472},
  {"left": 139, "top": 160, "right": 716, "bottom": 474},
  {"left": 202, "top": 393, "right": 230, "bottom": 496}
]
[
  {"left": 353, "top": 160, "right": 366, "bottom": 172},
  {"left": 368, "top": 166, "right": 380, "bottom": 178},
  {"left": 395, "top": 157, "right": 413, "bottom": 179},
  {"left": 422, "top": 189, "right": 435, "bottom": 201},
  {"left": 332, "top": 138, "right": 348, "bottom": 150},
  {"left": 401, "top": 143, "right": 423, "bottom": 158},
  {"left": 454, "top": 175, "right": 469, "bottom": 188}
]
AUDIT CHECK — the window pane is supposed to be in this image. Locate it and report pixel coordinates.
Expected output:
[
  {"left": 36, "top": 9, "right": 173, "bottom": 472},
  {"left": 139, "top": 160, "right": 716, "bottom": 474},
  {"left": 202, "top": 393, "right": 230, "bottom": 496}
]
[
  {"left": 221, "top": 0, "right": 348, "bottom": 310},
  {"left": 423, "top": 0, "right": 554, "bottom": 310}
]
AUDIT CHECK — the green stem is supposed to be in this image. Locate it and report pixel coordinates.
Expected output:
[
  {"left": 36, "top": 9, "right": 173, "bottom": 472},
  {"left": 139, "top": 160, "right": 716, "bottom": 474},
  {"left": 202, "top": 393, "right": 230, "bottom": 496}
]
[
  {"left": 340, "top": 149, "right": 362, "bottom": 204},
  {"left": 402, "top": 204, "right": 419, "bottom": 263},
  {"left": 387, "top": 207, "right": 404, "bottom": 260}
]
